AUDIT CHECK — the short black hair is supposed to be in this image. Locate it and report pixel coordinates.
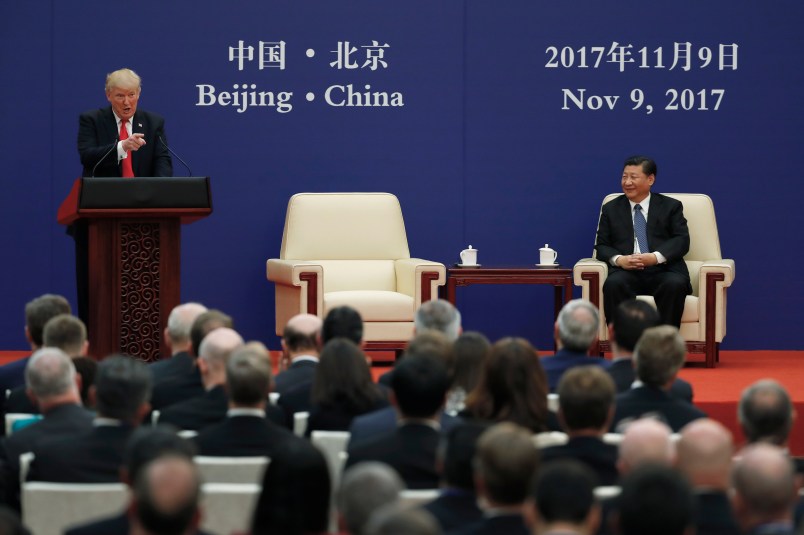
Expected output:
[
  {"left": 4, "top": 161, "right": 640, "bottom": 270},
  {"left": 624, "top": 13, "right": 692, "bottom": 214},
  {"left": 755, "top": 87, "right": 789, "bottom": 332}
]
[
  {"left": 24, "top": 294, "right": 71, "bottom": 347},
  {"left": 391, "top": 355, "right": 449, "bottom": 418},
  {"left": 612, "top": 300, "right": 660, "bottom": 352},
  {"left": 623, "top": 155, "right": 657, "bottom": 177},
  {"left": 95, "top": 355, "right": 152, "bottom": 422},
  {"left": 619, "top": 464, "right": 695, "bottom": 535},
  {"left": 190, "top": 310, "right": 234, "bottom": 357},
  {"left": 557, "top": 366, "right": 615, "bottom": 431},
  {"left": 322, "top": 306, "right": 363, "bottom": 345},
  {"left": 124, "top": 426, "right": 196, "bottom": 485},
  {"left": 440, "top": 422, "right": 489, "bottom": 490},
  {"left": 533, "top": 460, "right": 597, "bottom": 524}
]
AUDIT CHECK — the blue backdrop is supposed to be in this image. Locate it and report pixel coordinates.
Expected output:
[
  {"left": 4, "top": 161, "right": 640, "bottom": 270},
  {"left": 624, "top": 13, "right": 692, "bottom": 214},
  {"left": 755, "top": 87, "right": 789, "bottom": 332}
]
[{"left": 1, "top": 1, "right": 801, "bottom": 351}]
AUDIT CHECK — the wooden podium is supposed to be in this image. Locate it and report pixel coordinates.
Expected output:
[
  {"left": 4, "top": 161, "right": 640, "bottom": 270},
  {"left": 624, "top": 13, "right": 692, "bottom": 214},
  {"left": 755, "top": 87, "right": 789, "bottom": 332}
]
[{"left": 58, "top": 177, "right": 212, "bottom": 362}]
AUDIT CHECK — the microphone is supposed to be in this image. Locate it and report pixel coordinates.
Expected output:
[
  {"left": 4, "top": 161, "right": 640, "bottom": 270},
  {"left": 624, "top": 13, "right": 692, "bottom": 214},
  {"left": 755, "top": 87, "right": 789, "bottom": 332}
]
[
  {"left": 159, "top": 136, "right": 193, "bottom": 176},
  {"left": 90, "top": 138, "right": 120, "bottom": 177}
]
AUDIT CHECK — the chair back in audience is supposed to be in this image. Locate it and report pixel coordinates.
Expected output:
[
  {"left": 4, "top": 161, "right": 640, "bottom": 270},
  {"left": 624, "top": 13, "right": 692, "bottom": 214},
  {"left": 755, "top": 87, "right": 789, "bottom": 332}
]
[
  {"left": 269, "top": 392, "right": 280, "bottom": 405},
  {"left": 19, "top": 452, "right": 35, "bottom": 483},
  {"left": 594, "top": 486, "right": 621, "bottom": 500},
  {"left": 399, "top": 489, "right": 440, "bottom": 508},
  {"left": 547, "top": 393, "right": 559, "bottom": 413},
  {"left": 294, "top": 411, "right": 309, "bottom": 437},
  {"left": 194, "top": 456, "right": 270, "bottom": 484},
  {"left": 151, "top": 409, "right": 160, "bottom": 425},
  {"left": 5, "top": 413, "right": 42, "bottom": 436},
  {"left": 22, "top": 482, "right": 127, "bottom": 535},
  {"left": 533, "top": 431, "right": 569, "bottom": 449},
  {"left": 200, "top": 483, "right": 261, "bottom": 535}
]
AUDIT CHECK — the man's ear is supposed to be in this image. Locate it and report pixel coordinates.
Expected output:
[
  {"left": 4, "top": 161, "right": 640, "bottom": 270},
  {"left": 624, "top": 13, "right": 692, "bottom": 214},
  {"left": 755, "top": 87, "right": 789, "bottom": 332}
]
[
  {"left": 88, "top": 385, "right": 97, "bottom": 407},
  {"left": 24, "top": 326, "right": 34, "bottom": 348},
  {"left": 80, "top": 340, "right": 90, "bottom": 357},
  {"left": 522, "top": 497, "right": 540, "bottom": 530},
  {"left": 163, "top": 327, "right": 171, "bottom": 350}
]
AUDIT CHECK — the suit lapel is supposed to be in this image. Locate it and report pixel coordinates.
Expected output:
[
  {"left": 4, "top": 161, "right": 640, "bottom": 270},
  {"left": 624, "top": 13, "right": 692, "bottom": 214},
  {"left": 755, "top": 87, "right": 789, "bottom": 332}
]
[{"left": 616, "top": 195, "right": 634, "bottom": 251}]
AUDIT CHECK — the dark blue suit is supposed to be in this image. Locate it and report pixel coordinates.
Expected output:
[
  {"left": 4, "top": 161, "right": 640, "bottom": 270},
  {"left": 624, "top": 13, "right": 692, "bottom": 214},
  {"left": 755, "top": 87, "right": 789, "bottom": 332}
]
[
  {"left": 610, "top": 385, "right": 706, "bottom": 433},
  {"left": 540, "top": 349, "right": 609, "bottom": 392},
  {"left": 348, "top": 406, "right": 460, "bottom": 450}
]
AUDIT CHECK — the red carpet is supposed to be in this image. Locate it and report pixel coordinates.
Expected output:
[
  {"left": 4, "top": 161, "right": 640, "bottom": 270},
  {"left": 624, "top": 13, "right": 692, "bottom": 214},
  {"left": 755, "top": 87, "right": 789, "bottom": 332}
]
[{"left": 4, "top": 349, "right": 803, "bottom": 454}]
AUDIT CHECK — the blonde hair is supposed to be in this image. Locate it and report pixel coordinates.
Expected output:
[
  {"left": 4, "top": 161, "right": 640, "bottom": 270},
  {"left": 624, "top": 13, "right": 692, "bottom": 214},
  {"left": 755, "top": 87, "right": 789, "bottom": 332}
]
[{"left": 105, "top": 68, "right": 141, "bottom": 93}]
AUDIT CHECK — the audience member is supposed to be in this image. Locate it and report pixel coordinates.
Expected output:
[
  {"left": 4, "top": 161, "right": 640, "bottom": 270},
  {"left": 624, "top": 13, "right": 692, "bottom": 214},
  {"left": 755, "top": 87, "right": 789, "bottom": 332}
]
[
  {"left": 149, "top": 302, "right": 208, "bottom": 379},
  {"left": 150, "top": 309, "right": 233, "bottom": 411},
  {"left": 0, "top": 294, "right": 71, "bottom": 413},
  {"left": 445, "top": 331, "right": 490, "bottom": 417},
  {"left": 322, "top": 305, "right": 364, "bottom": 346},
  {"left": 129, "top": 455, "right": 202, "bottom": 535},
  {"left": 420, "top": 422, "right": 487, "bottom": 532},
  {"left": 739, "top": 379, "right": 795, "bottom": 448},
  {"left": 414, "top": 299, "right": 462, "bottom": 342},
  {"left": 0, "top": 506, "right": 30, "bottom": 535},
  {"left": 540, "top": 299, "right": 607, "bottom": 392},
  {"left": 347, "top": 354, "right": 450, "bottom": 489},
  {"left": 676, "top": 419, "right": 740, "bottom": 535},
  {"left": 364, "top": 504, "right": 441, "bottom": 535},
  {"left": 338, "top": 462, "right": 404, "bottom": 535},
  {"left": 525, "top": 460, "right": 600, "bottom": 535},
  {"left": 28, "top": 355, "right": 152, "bottom": 482},
  {"left": 306, "top": 338, "right": 388, "bottom": 435},
  {"left": 452, "top": 422, "right": 540, "bottom": 535},
  {"left": 732, "top": 443, "right": 797, "bottom": 535},
  {"left": 617, "top": 464, "right": 695, "bottom": 535},
  {"left": 462, "top": 337, "right": 549, "bottom": 433},
  {"left": 275, "top": 313, "right": 322, "bottom": 395},
  {"left": 71, "top": 356, "right": 97, "bottom": 408},
  {"left": 541, "top": 366, "right": 619, "bottom": 486},
  {"left": 193, "top": 343, "right": 297, "bottom": 456},
  {"left": 159, "top": 327, "right": 244, "bottom": 431},
  {"left": 4, "top": 314, "right": 89, "bottom": 415},
  {"left": 0, "top": 348, "right": 94, "bottom": 509},
  {"left": 606, "top": 299, "right": 692, "bottom": 401},
  {"left": 251, "top": 439, "right": 330, "bottom": 535},
  {"left": 616, "top": 418, "right": 675, "bottom": 475},
  {"left": 610, "top": 325, "right": 706, "bottom": 432}
]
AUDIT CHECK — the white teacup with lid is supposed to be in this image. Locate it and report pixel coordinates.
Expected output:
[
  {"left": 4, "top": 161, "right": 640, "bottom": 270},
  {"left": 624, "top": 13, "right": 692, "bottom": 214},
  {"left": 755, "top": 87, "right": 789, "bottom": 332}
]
[
  {"left": 460, "top": 246, "right": 478, "bottom": 266},
  {"left": 539, "top": 244, "right": 558, "bottom": 265}
]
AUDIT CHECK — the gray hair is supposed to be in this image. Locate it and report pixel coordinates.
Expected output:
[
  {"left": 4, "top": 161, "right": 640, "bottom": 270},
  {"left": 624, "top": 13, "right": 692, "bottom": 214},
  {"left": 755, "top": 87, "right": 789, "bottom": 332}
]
[
  {"left": 338, "top": 462, "right": 404, "bottom": 535},
  {"left": 557, "top": 299, "right": 599, "bottom": 352},
  {"left": 167, "top": 303, "right": 208, "bottom": 345},
  {"left": 95, "top": 355, "right": 152, "bottom": 422},
  {"left": 414, "top": 300, "right": 461, "bottom": 342},
  {"left": 634, "top": 325, "right": 686, "bottom": 387},
  {"left": 738, "top": 380, "right": 793, "bottom": 446},
  {"left": 226, "top": 343, "right": 272, "bottom": 405},
  {"left": 25, "top": 347, "right": 76, "bottom": 399},
  {"left": 364, "top": 504, "right": 441, "bottom": 535}
]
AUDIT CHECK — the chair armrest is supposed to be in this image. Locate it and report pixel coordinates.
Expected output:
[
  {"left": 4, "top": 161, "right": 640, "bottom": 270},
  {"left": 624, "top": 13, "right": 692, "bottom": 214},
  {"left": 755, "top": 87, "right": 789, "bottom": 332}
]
[
  {"left": 267, "top": 260, "right": 325, "bottom": 330},
  {"left": 573, "top": 258, "right": 608, "bottom": 297},
  {"left": 394, "top": 259, "right": 446, "bottom": 304},
  {"left": 699, "top": 259, "right": 735, "bottom": 286},
  {"left": 266, "top": 259, "right": 324, "bottom": 286}
]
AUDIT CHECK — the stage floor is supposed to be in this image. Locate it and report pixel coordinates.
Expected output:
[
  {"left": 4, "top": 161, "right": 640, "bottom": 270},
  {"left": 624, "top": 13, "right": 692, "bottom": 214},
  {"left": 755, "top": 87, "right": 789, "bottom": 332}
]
[{"left": 3, "top": 350, "right": 803, "bottom": 454}]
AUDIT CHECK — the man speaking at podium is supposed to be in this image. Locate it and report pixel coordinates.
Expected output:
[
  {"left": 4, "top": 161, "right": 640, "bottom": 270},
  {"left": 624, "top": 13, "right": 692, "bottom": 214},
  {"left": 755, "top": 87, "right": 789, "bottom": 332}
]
[
  {"left": 73, "top": 68, "right": 173, "bottom": 326},
  {"left": 595, "top": 156, "right": 691, "bottom": 328}
]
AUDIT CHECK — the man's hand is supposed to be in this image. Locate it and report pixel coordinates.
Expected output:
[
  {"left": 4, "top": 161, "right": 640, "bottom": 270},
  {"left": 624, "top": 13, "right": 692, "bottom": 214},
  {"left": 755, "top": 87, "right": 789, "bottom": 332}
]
[
  {"left": 122, "top": 133, "right": 146, "bottom": 152},
  {"left": 617, "top": 253, "right": 658, "bottom": 270}
]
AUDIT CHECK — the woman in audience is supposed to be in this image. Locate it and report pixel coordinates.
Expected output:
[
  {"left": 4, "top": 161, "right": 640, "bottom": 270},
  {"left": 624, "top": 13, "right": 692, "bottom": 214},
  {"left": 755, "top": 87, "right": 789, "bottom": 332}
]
[
  {"left": 250, "top": 439, "right": 331, "bottom": 535},
  {"left": 445, "top": 331, "right": 490, "bottom": 416},
  {"left": 305, "top": 338, "right": 389, "bottom": 436},
  {"left": 462, "top": 337, "right": 549, "bottom": 432}
]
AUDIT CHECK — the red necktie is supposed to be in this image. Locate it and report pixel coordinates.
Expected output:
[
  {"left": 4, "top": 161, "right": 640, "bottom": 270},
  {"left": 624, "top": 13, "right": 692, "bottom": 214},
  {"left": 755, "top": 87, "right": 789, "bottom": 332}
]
[{"left": 120, "top": 119, "right": 135, "bottom": 178}]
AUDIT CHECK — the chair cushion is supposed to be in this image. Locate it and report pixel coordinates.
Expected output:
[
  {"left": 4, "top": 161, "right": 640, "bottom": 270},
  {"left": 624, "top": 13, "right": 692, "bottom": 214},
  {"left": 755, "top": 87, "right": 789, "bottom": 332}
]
[
  {"left": 324, "top": 291, "right": 414, "bottom": 321},
  {"left": 317, "top": 260, "right": 397, "bottom": 292}
]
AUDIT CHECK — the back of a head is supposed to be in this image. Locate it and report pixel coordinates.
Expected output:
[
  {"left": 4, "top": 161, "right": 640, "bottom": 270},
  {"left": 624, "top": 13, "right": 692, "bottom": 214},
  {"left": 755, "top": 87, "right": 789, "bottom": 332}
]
[
  {"left": 25, "top": 294, "right": 71, "bottom": 347},
  {"left": 42, "top": 314, "right": 87, "bottom": 357},
  {"left": 190, "top": 309, "right": 233, "bottom": 357},
  {"left": 226, "top": 343, "right": 273, "bottom": 406},
  {"left": 414, "top": 299, "right": 461, "bottom": 342},
  {"left": 198, "top": 327, "right": 245, "bottom": 369},
  {"left": 676, "top": 419, "right": 734, "bottom": 487},
  {"left": 451, "top": 331, "right": 490, "bottom": 393},
  {"left": 440, "top": 421, "right": 490, "bottom": 490},
  {"left": 732, "top": 443, "right": 796, "bottom": 522},
  {"left": 252, "top": 439, "right": 330, "bottom": 535},
  {"left": 557, "top": 299, "right": 599, "bottom": 353},
  {"left": 466, "top": 337, "right": 548, "bottom": 432},
  {"left": 72, "top": 356, "right": 97, "bottom": 407},
  {"left": 403, "top": 330, "right": 453, "bottom": 370},
  {"left": 25, "top": 347, "right": 77, "bottom": 402},
  {"left": 322, "top": 306, "right": 363, "bottom": 345},
  {"left": 166, "top": 302, "right": 208, "bottom": 346},
  {"left": 390, "top": 354, "right": 449, "bottom": 418},
  {"left": 612, "top": 299, "right": 660, "bottom": 352},
  {"left": 738, "top": 379, "right": 793, "bottom": 446},
  {"left": 475, "top": 422, "right": 540, "bottom": 506},
  {"left": 95, "top": 354, "right": 152, "bottom": 423},
  {"left": 133, "top": 455, "right": 201, "bottom": 535},
  {"left": 557, "top": 365, "right": 615, "bottom": 432},
  {"left": 619, "top": 464, "right": 695, "bottom": 535},
  {"left": 533, "top": 460, "right": 597, "bottom": 526},
  {"left": 312, "top": 338, "right": 376, "bottom": 411},
  {"left": 124, "top": 426, "right": 196, "bottom": 486},
  {"left": 364, "top": 504, "right": 441, "bottom": 535},
  {"left": 282, "top": 313, "right": 322, "bottom": 354},
  {"left": 338, "top": 462, "right": 404, "bottom": 535},
  {"left": 633, "top": 325, "right": 686, "bottom": 387},
  {"left": 618, "top": 418, "right": 674, "bottom": 473}
]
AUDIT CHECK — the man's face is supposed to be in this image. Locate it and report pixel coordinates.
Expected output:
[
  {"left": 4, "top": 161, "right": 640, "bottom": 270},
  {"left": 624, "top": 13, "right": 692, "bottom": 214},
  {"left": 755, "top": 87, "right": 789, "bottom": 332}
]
[
  {"left": 621, "top": 164, "right": 654, "bottom": 203},
  {"left": 106, "top": 85, "right": 140, "bottom": 121}
]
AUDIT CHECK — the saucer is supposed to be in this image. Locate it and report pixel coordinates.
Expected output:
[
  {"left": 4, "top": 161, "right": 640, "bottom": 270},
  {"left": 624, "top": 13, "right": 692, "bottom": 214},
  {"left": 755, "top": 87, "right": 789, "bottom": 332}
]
[
  {"left": 455, "top": 263, "right": 481, "bottom": 268},
  {"left": 535, "top": 263, "right": 559, "bottom": 267}
]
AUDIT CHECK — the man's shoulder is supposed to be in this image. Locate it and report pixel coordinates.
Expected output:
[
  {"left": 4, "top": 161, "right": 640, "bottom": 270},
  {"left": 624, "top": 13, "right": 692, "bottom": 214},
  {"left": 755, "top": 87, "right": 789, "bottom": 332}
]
[{"left": 133, "top": 109, "right": 166, "bottom": 124}]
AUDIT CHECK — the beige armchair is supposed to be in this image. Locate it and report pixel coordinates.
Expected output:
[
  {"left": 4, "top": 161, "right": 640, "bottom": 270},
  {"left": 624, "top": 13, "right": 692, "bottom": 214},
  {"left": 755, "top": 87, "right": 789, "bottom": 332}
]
[
  {"left": 573, "top": 193, "right": 735, "bottom": 367},
  {"left": 267, "top": 193, "right": 446, "bottom": 353}
]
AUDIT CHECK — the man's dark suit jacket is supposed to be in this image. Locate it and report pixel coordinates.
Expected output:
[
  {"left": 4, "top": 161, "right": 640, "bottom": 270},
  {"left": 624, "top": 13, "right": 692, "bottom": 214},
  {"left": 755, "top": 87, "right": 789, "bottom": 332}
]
[
  {"left": 193, "top": 414, "right": 298, "bottom": 457},
  {"left": 541, "top": 436, "right": 619, "bottom": 486},
  {"left": 274, "top": 359, "right": 317, "bottom": 396},
  {"left": 448, "top": 513, "right": 530, "bottom": 535},
  {"left": 149, "top": 364, "right": 205, "bottom": 412},
  {"left": 27, "top": 423, "right": 134, "bottom": 483},
  {"left": 3, "top": 387, "right": 38, "bottom": 416},
  {"left": 0, "top": 356, "right": 30, "bottom": 400},
  {"left": 348, "top": 406, "right": 460, "bottom": 450},
  {"left": 305, "top": 395, "right": 390, "bottom": 437},
  {"left": 694, "top": 490, "right": 740, "bottom": 535},
  {"left": 0, "top": 403, "right": 94, "bottom": 508},
  {"left": 610, "top": 385, "right": 706, "bottom": 433},
  {"left": 65, "top": 512, "right": 214, "bottom": 535},
  {"left": 607, "top": 359, "right": 693, "bottom": 402},
  {"left": 149, "top": 351, "right": 194, "bottom": 383},
  {"left": 421, "top": 489, "right": 483, "bottom": 532},
  {"left": 77, "top": 107, "right": 172, "bottom": 178},
  {"left": 541, "top": 349, "right": 610, "bottom": 392},
  {"left": 158, "top": 384, "right": 227, "bottom": 431},
  {"left": 346, "top": 422, "right": 440, "bottom": 489},
  {"left": 277, "top": 380, "right": 313, "bottom": 428},
  {"left": 595, "top": 192, "right": 691, "bottom": 282}
]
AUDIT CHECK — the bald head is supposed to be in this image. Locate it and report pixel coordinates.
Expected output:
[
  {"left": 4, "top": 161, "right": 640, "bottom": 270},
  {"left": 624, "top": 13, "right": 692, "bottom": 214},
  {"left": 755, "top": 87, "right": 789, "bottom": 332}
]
[
  {"left": 618, "top": 418, "right": 674, "bottom": 475},
  {"left": 282, "top": 313, "right": 322, "bottom": 355},
  {"left": 199, "top": 328, "right": 244, "bottom": 366},
  {"left": 677, "top": 419, "right": 733, "bottom": 489},
  {"left": 133, "top": 455, "right": 201, "bottom": 535},
  {"left": 733, "top": 444, "right": 796, "bottom": 526},
  {"left": 166, "top": 303, "right": 207, "bottom": 351}
]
